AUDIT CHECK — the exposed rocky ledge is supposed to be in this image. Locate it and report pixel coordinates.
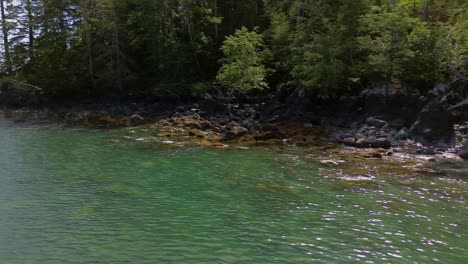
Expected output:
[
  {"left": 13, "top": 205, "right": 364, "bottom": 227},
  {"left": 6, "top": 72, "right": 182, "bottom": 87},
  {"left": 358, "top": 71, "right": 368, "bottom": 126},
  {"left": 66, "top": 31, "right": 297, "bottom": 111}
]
[{"left": 1, "top": 81, "right": 467, "bottom": 160}]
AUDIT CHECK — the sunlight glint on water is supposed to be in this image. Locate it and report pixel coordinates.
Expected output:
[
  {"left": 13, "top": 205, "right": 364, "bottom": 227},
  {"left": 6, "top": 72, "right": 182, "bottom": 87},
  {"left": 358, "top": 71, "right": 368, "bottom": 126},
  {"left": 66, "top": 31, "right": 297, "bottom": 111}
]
[{"left": 0, "top": 122, "right": 467, "bottom": 263}]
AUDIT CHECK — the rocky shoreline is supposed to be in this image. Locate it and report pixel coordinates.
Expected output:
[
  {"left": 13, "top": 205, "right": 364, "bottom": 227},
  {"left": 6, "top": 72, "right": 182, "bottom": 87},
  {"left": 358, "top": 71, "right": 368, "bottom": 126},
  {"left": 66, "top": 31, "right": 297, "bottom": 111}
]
[{"left": 1, "top": 82, "right": 467, "bottom": 161}]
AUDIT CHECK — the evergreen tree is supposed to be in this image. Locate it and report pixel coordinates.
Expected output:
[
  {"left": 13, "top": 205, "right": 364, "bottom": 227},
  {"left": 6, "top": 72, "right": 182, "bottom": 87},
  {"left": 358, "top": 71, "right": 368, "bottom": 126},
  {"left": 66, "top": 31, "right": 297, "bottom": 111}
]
[{"left": 0, "top": 0, "right": 463, "bottom": 96}]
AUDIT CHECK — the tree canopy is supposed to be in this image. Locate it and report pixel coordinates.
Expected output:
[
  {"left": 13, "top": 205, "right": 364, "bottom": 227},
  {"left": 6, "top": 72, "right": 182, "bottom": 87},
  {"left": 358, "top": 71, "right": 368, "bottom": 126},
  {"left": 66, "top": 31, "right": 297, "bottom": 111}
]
[{"left": 0, "top": 0, "right": 466, "bottom": 96}]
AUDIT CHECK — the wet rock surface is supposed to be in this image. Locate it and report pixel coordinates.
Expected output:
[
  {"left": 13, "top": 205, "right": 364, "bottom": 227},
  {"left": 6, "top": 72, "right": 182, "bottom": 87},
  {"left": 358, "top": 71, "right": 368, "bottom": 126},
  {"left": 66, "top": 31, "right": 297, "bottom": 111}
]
[{"left": 1, "top": 82, "right": 467, "bottom": 160}]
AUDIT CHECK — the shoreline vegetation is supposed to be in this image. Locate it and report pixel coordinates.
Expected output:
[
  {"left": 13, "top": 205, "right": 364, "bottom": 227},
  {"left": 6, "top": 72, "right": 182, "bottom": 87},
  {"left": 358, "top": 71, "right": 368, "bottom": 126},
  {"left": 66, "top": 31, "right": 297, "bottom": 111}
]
[{"left": 0, "top": 0, "right": 467, "bottom": 161}]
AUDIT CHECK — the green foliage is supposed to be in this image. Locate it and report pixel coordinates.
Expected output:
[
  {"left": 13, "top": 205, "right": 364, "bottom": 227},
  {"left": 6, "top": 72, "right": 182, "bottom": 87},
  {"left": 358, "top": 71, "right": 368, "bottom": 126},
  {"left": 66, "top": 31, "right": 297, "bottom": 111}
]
[
  {"left": 0, "top": 0, "right": 463, "bottom": 96},
  {"left": 216, "top": 27, "right": 268, "bottom": 91},
  {"left": 358, "top": 6, "right": 453, "bottom": 86},
  {"left": 191, "top": 82, "right": 208, "bottom": 96},
  {"left": 290, "top": 37, "right": 346, "bottom": 95},
  {"left": 265, "top": 0, "right": 370, "bottom": 94},
  {"left": 451, "top": 3, "right": 468, "bottom": 70}
]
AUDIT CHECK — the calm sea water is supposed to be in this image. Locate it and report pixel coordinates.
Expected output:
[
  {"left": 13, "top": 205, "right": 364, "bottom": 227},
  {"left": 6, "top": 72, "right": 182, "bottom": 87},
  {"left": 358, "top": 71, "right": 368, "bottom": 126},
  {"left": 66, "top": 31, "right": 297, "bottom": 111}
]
[{"left": 0, "top": 120, "right": 467, "bottom": 263}]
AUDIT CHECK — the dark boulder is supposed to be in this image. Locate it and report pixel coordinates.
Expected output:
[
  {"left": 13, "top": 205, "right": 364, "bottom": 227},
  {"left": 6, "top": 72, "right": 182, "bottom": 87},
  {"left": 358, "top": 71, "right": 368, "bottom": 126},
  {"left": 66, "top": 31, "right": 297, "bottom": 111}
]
[
  {"left": 222, "top": 126, "right": 249, "bottom": 141},
  {"left": 199, "top": 98, "right": 229, "bottom": 117},
  {"left": 361, "top": 83, "right": 423, "bottom": 126},
  {"left": 259, "top": 101, "right": 283, "bottom": 122},
  {"left": 409, "top": 101, "right": 456, "bottom": 148},
  {"left": 355, "top": 138, "right": 372, "bottom": 148},
  {"left": 415, "top": 147, "right": 437, "bottom": 155},
  {"left": 127, "top": 114, "right": 145, "bottom": 127},
  {"left": 199, "top": 120, "right": 212, "bottom": 131},
  {"left": 284, "top": 89, "right": 311, "bottom": 112},
  {"left": 342, "top": 137, "right": 356, "bottom": 146},
  {"left": 459, "top": 145, "right": 468, "bottom": 160},
  {"left": 371, "top": 138, "right": 391, "bottom": 149},
  {"left": 394, "top": 128, "right": 409, "bottom": 140}
]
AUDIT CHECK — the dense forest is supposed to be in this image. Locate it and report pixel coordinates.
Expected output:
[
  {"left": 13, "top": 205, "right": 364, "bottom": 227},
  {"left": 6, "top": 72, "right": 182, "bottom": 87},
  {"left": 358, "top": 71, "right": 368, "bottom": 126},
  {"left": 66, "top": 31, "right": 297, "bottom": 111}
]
[{"left": 0, "top": 0, "right": 466, "bottom": 97}]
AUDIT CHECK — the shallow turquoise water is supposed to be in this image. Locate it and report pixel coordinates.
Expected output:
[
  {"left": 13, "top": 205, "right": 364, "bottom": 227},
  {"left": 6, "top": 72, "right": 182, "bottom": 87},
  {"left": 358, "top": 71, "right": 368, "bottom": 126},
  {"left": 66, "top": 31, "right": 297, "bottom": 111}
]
[{"left": 0, "top": 120, "right": 467, "bottom": 263}]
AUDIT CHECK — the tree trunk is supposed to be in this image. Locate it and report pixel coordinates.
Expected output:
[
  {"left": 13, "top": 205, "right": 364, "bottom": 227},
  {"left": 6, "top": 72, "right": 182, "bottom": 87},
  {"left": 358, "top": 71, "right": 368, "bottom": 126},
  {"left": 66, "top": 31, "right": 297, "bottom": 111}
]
[
  {"left": 214, "top": 0, "right": 218, "bottom": 40},
  {"left": 1, "top": 0, "right": 12, "bottom": 73},
  {"left": 25, "top": 0, "right": 34, "bottom": 58},
  {"left": 58, "top": 14, "right": 67, "bottom": 50},
  {"left": 423, "top": 0, "right": 430, "bottom": 21},
  {"left": 111, "top": 0, "right": 123, "bottom": 94},
  {"left": 85, "top": 0, "right": 96, "bottom": 93}
]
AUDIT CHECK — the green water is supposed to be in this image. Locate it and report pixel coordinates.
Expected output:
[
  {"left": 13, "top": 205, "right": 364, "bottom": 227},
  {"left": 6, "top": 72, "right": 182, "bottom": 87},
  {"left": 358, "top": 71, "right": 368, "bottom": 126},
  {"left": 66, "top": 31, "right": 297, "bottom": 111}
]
[{"left": 0, "top": 120, "right": 467, "bottom": 263}]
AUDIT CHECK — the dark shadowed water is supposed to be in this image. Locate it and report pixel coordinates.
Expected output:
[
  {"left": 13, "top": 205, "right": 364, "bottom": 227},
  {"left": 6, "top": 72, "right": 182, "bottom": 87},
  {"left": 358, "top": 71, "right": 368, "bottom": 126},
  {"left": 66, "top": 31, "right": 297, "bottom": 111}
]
[{"left": 0, "top": 120, "right": 467, "bottom": 263}]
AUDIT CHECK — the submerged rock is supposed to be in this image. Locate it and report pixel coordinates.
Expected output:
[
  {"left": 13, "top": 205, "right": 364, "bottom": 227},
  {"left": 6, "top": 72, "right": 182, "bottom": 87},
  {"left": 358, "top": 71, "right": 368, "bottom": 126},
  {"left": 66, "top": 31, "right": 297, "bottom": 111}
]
[
  {"left": 198, "top": 140, "right": 229, "bottom": 148},
  {"left": 157, "top": 132, "right": 173, "bottom": 137}
]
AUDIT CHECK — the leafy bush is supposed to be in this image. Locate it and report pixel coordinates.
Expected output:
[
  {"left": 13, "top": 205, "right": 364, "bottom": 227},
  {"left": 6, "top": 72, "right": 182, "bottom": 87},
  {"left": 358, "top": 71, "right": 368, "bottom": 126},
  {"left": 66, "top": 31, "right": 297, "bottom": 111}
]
[{"left": 216, "top": 27, "right": 268, "bottom": 91}]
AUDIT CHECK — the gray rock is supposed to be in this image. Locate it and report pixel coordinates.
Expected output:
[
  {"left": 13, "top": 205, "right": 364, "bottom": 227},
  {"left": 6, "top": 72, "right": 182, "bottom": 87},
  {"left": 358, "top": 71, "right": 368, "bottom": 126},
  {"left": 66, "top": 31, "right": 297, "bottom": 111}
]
[
  {"left": 333, "top": 132, "right": 354, "bottom": 140},
  {"left": 175, "top": 106, "right": 185, "bottom": 113},
  {"left": 222, "top": 126, "right": 249, "bottom": 140},
  {"left": 459, "top": 145, "right": 468, "bottom": 160},
  {"left": 355, "top": 138, "right": 372, "bottom": 148},
  {"left": 127, "top": 114, "right": 144, "bottom": 127},
  {"left": 394, "top": 128, "right": 409, "bottom": 140},
  {"left": 371, "top": 138, "right": 391, "bottom": 149},
  {"left": 342, "top": 137, "right": 356, "bottom": 146},
  {"left": 240, "top": 118, "right": 256, "bottom": 129},
  {"left": 366, "top": 117, "right": 387, "bottom": 128},
  {"left": 415, "top": 147, "right": 436, "bottom": 155},
  {"left": 199, "top": 120, "right": 212, "bottom": 130}
]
